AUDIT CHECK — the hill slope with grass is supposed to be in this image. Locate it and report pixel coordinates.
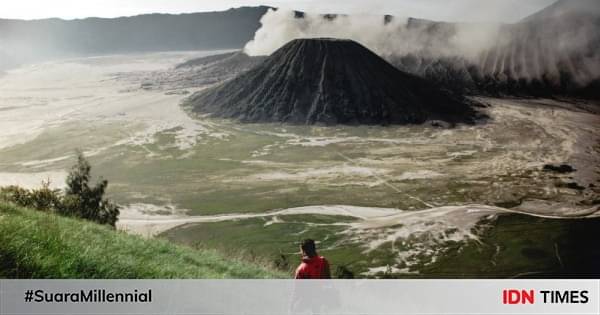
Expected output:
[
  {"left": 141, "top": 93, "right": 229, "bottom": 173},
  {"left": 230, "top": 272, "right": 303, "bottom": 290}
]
[{"left": 0, "top": 202, "right": 284, "bottom": 278}]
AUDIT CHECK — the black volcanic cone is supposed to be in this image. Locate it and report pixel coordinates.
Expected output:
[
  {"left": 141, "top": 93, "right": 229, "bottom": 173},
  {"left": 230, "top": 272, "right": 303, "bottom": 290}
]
[{"left": 185, "top": 38, "right": 477, "bottom": 125}]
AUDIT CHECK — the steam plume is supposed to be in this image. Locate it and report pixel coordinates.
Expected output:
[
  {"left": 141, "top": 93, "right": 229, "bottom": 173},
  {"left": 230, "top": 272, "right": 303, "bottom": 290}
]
[
  {"left": 244, "top": 6, "right": 600, "bottom": 86},
  {"left": 244, "top": 9, "right": 499, "bottom": 61}
]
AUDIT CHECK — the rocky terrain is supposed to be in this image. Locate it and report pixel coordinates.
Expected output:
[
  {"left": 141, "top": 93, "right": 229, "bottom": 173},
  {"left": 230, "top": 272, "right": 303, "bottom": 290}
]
[
  {"left": 236, "top": 1, "right": 599, "bottom": 99},
  {"left": 110, "top": 51, "right": 265, "bottom": 92},
  {"left": 388, "top": 0, "right": 600, "bottom": 98},
  {"left": 185, "top": 38, "right": 480, "bottom": 125}
]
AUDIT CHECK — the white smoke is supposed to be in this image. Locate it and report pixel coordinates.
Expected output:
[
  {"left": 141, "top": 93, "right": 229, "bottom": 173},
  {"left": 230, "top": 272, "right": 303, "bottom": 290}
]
[
  {"left": 243, "top": 7, "right": 600, "bottom": 85},
  {"left": 244, "top": 8, "right": 501, "bottom": 62}
]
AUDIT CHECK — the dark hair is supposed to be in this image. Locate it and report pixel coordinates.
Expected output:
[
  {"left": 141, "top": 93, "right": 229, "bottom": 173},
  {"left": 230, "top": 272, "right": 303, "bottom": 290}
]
[{"left": 300, "top": 239, "right": 317, "bottom": 257}]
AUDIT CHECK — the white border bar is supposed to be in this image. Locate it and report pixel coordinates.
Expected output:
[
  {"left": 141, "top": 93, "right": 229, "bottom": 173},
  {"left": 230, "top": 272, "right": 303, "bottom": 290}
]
[{"left": 1, "top": 280, "right": 598, "bottom": 315}]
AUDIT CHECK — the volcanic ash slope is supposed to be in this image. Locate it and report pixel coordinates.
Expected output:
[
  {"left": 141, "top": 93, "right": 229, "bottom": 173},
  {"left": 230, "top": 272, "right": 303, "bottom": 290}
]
[{"left": 185, "top": 38, "right": 479, "bottom": 125}]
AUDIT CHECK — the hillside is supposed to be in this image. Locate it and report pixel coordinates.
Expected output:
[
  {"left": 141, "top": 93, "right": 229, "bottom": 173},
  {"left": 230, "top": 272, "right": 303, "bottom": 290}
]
[
  {"left": 0, "top": 6, "right": 269, "bottom": 67},
  {"left": 243, "top": 3, "right": 599, "bottom": 99},
  {"left": 389, "top": 1, "right": 600, "bottom": 98},
  {"left": 521, "top": 0, "right": 600, "bottom": 22},
  {"left": 0, "top": 202, "right": 284, "bottom": 278},
  {"left": 186, "top": 38, "right": 478, "bottom": 125}
]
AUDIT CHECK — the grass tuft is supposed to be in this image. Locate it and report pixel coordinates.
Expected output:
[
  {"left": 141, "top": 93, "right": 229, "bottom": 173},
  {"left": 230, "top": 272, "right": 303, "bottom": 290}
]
[{"left": 0, "top": 202, "right": 285, "bottom": 279}]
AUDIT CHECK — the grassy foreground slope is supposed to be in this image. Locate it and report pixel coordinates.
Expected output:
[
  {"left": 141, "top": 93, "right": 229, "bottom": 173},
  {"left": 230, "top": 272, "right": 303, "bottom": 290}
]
[{"left": 0, "top": 203, "right": 284, "bottom": 278}]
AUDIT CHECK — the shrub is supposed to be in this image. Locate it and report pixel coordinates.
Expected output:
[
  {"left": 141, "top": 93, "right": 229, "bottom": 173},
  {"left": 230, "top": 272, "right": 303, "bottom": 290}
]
[
  {"left": 57, "top": 152, "right": 120, "bottom": 227},
  {"left": 0, "top": 180, "right": 61, "bottom": 212},
  {"left": 29, "top": 179, "right": 62, "bottom": 211},
  {"left": 0, "top": 152, "right": 119, "bottom": 227},
  {"left": 0, "top": 185, "right": 34, "bottom": 208}
]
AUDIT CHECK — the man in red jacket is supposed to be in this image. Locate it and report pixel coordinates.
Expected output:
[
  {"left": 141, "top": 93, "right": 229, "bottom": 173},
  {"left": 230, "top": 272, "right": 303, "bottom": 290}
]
[{"left": 294, "top": 239, "right": 331, "bottom": 279}]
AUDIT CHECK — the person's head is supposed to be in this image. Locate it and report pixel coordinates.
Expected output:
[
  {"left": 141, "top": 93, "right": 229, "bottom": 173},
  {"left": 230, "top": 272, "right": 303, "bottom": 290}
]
[{"left": 300, "top": 239, "right": 317, "bottom": 258}]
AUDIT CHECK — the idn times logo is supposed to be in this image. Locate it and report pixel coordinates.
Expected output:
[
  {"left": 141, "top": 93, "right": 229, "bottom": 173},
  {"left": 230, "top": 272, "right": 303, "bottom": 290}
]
[{"left": 502, "top": 289, "right": 589, "bottom": 304}]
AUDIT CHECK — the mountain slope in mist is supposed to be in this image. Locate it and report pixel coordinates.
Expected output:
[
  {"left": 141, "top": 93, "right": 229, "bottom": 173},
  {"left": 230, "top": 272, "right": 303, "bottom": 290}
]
[
  {"left": 522, "top": 0, "right": 600, "bottom": 22},
  {"left": 392, "top": 0, "right": 600, "bottom": 98},
  {"left": 0, "top": 6, "right": 269, "bottom": 67},
  {"left": 186, "top": 38, "right": 478, "bottom": 125},
  {"left": 139, "top": 51, "right": 267, "bottom": 90},
  {"left": 175, "top": 51, "right": 266, "bottom": 74},
  {"left": 245, "top": 1, "right": 600, "bottom": 99}
]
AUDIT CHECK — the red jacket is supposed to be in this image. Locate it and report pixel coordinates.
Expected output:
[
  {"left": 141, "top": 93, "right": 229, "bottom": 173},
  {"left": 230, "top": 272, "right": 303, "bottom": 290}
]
[{"left": 294, "top": 255, "right": 331, "bottom": 279}]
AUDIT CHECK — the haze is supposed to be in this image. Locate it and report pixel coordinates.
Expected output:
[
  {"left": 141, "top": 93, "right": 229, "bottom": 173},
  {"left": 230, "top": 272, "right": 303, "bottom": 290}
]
[{"left": 3, "top": 0, "right": 555, "bottom": 23}]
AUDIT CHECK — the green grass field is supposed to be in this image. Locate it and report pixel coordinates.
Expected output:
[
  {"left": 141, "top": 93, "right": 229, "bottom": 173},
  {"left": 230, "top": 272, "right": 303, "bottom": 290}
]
[
  {"left": 162, "top": 213, "right": 600, "bottom": 278},
  {"left": 0, "top": 202, "right": 285, "bottom": 279}
]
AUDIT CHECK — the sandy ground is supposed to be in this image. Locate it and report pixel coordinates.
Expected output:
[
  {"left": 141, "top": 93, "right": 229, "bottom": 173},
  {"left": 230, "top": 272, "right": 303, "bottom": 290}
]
[
  {"left": 117, "top": 202, "right": 600, "bottom": 238},
  {"left": 479, "top": 97, "right": 600, "bottom": 188},
  {"left": 1, "top": 53, "right": 599, "bottom": 268},
  {"left": 0, "top": 52, "right": 233, "bottom": 189},
  {"left": 0, "top": 51, "right": 224, "bottom": 153},
  {"left": 0, "top": 171, "right": 67, "bottom": 189},
  {"left": 117, "top": 204, "right": 399, "bottom": 237},
  {"left": 117, "top": 200, "right": 599, "bottom": 270}
]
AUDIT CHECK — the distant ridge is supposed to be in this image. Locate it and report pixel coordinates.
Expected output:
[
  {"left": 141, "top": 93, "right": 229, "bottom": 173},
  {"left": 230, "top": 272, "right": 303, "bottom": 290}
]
[
  {"left": 0, "top": 6, "right": 270, "bottom": 66},
  {"left": 521, "top": 0, "right": 600, "bottom": 22},
  {"left": 389, "top": 0, "right": 600, "bottom": 99}
]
